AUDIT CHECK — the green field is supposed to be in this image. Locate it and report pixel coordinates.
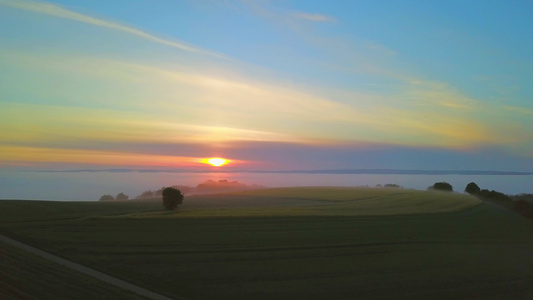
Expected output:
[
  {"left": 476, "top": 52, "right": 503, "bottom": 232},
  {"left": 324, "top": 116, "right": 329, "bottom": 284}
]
[{"left": 1, "top": 187, "right": 533, "bottom": 299}]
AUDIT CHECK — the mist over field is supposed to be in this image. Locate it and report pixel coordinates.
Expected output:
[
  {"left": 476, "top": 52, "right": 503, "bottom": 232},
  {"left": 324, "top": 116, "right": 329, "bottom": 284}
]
[{"left": 1, "top": 169, "right": 530, "bottom": 201}]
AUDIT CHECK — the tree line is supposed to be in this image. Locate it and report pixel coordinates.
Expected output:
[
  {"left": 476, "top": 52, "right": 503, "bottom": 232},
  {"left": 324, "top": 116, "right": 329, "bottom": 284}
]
[
  {"left": 99, "top": 187, "right": 184, "bottom": 210},
  {"left": 428, "top": 181, "right": 533, "bottom": 219},
  {"left": 99, "top": 192, "right": 129, "bottom": 202},
  {"left": 99, "top": 181, "right": 532, "bottom": 216}
]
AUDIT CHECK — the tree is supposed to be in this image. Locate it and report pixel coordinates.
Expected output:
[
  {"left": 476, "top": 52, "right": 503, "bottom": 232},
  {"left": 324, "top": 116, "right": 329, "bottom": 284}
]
[
  {"left": 428, "top": 182, "right": 453, "bottom": 192},
  {"left": 99, "top": 194, "right": 115, "bottom": 202},
  {"left": 464, "top": 182, "right": 481, "bottom": 195},
  {"left": 384, "top": 184, "right": 402, "bottom": 189},
  {"left": 162, "top": 187, "right": 184, "bottom": 210},
  {"left": 116, "top": 192, "right": 129, "bottom": 201}
]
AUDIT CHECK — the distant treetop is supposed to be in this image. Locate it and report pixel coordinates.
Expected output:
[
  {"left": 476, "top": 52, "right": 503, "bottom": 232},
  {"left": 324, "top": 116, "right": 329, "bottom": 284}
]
[
  {"left": 115, "top": 192, "right": 129, "bottom": 201},
  {"left": 428, "top": 182, "right": 453, "bottom": 192},
  {"left": 465, "top": 182, "right": 481, "bottom": 195}
]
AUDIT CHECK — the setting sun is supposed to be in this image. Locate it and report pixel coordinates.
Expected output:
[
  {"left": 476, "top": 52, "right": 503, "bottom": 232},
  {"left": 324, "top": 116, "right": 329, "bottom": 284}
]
[{"left": 205, "top": 158, "right": 228, "bottom": 167}]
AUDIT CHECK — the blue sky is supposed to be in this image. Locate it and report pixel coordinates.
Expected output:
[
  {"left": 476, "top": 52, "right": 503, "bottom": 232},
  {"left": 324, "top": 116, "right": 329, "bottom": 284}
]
[{"left": 0, "top": 0, "right": 532, "bottom": 177}]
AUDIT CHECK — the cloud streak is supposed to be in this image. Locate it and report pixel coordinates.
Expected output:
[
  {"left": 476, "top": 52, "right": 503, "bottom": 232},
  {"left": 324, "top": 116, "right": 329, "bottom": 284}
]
[
  {"left": 236, "top": 0, "right": 533, "bottom": 154},
  {"left": 0, "top": 0, "right": 225, "bottom": 59},
  {"left": 0, "top": 49, "right": 513, "bottom": 152},
  {"left": 0, "top": 102, "right": 307, "bottom": 148}
]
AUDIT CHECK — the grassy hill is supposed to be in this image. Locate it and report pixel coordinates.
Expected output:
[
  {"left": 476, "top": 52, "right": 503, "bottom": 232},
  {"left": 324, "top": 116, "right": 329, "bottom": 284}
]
[
  {"left": 1, "top": 187, "right": 533, "bottom": 299},
  {"left": 183, "top": 187, "right": 481, "bottom": 217}
]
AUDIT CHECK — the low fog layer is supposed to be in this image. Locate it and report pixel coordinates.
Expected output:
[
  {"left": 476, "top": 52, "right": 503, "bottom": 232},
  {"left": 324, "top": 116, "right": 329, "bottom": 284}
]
[{"left": 133, "top": 179, "right": 264, "bottom": 200}]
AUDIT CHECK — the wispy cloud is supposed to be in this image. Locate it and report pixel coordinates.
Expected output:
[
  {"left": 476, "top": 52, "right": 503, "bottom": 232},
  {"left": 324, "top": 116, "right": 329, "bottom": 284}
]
[
  {"left": 504, "top": 105, "right": 533, "bottom": 116},
  {"left": 291, "top": 12, "right": 335, "bottom": 22},
  {"left": 1, "top": 7, "right": 530, "bottom": 157},
  {"left": 374, "top": 107, "right": 494, "bottom": 148},
  {"left": 237, "top": 0, "right": 533, "bottom": 152},
  {"left": 0, "top": 0, "right": 225, "bottom": 59},
  {"left": 403, "top": 79, "right": 478, "bottom": 110},
  {"left": 0, "top": 101, "right": 307, "bottom": 148},
  {"left": 0, "top": 50, "right": 507, "bottom": 151}
]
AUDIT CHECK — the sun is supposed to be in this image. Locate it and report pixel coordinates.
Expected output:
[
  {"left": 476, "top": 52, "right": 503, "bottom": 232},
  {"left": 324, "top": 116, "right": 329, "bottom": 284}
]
[{"left": 205, "top": 157, "right": 228, "bottom": 167}]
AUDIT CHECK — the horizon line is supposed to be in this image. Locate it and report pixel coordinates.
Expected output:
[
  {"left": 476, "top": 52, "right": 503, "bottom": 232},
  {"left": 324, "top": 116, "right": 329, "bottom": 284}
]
[{"left": 31, "top": 168, "right": 532, "bottom": 176}]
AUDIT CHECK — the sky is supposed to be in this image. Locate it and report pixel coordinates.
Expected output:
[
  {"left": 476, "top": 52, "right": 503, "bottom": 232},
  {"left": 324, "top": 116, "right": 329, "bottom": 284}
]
[{"left": 1, "top": 0, "right": 532, "bottom": 197}]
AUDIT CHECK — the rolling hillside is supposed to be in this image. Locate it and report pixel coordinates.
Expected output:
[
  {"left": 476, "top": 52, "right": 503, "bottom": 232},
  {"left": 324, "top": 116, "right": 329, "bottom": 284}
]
[{"left": 1, "top": 187, "right": 532, "bottom": 299}]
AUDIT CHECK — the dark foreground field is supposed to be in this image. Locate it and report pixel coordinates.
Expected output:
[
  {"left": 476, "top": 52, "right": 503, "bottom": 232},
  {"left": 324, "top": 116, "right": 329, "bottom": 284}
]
[
  {"left": 0, "top": 239, "right": 147, "bottom": 300},
  {"left": 1, "top": 188, "right": 533, "bottom": 299}
]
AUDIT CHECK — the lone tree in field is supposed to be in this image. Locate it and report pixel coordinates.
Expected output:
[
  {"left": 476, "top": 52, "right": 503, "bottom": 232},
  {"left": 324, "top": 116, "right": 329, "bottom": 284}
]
[
  {"left": 464, "top": 182, "right": 481, "bottom": 195},
  {"left": 162, "top": 187, "right": 184, "bottom": 210},
  {"left": 428, "top": 182, "right": 453, "bottom": 192}
]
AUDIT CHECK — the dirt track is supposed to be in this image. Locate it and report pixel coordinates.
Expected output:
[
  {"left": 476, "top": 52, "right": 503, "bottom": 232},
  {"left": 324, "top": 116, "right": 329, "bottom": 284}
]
[{"left": 0, "top": 234, "right": 181, "bottom": 300}]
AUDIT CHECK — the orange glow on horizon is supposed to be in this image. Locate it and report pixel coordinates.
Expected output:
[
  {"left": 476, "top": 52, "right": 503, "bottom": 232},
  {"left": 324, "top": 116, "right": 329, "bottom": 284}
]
[
  {"left": 0, "top": 145, "right": 247, "bottom": 169},
  {"left": 0, "top": 145, "right": 206, "bottom": 168}
]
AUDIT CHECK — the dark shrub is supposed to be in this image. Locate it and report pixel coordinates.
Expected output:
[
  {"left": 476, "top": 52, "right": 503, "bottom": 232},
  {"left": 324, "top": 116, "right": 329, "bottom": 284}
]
[{"left": 478, "top": 189, "right": 510, "bottom": 201}]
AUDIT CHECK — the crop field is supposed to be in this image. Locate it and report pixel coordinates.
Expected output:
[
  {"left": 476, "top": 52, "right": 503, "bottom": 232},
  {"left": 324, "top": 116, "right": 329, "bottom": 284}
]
[
  {"left": 172, "top": 187, "right": 482, "bottom": 217},
  {"left": 1, "top": 187, "right": 533, "bottom": 299}
]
